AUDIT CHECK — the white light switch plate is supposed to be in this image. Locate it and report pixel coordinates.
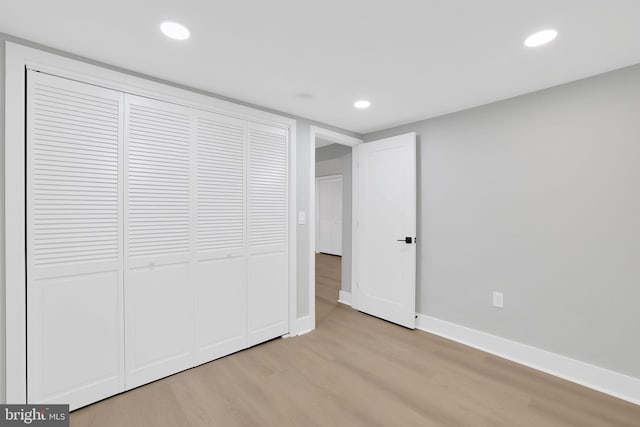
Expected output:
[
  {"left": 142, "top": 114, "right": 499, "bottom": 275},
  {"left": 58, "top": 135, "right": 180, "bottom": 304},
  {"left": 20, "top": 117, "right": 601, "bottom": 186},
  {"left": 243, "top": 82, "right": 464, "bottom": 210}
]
[
  {"left": 298, "top": 211, "right": 306, "bottom": 225},
  {"left": 492, "top": 291, "right": 504, "bottom": 308}
]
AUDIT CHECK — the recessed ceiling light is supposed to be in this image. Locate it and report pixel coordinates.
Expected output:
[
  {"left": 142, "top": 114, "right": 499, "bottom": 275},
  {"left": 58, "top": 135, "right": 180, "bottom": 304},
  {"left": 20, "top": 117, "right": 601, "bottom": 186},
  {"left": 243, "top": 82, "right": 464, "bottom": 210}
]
[
  {"left": 160, "top": 21, "right": 190, "bottom": 41},
  {"left": 354, "top": 100, "right": 371, "bottom": 109},
  {"left": 524, "top": 29, "right": 557, "bottom": 47}
]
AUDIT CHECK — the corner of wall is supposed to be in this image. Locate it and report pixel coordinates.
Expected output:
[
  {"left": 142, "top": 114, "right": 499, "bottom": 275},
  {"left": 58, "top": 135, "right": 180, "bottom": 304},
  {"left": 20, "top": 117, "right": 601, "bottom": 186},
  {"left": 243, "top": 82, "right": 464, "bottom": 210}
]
[{"left": 295, "top": 120, "right": 311, "bottom": 319}]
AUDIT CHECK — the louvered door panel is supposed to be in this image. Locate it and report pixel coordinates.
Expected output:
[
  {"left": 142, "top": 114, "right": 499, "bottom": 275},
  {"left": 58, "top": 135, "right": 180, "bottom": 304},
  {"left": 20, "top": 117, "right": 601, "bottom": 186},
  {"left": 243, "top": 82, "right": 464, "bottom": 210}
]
[
  {"left": 26, "top": 71, "right": 124, "bottom": 410},
  {"left": 127, "top": 101, "right": 191, "bottom": 260},
  {"left": 195, "top": 112, "right": 247, "bottom": 364},
  {"left": 124, "top": 95, "right": 195, "bottom": 389},
  {"left": 247, "top": 122, "right": 289, "bottom": 346},
  {"left": 249, "top": 127, "right": 288, "bottom": 251},
  {"left": 196, "top": 115, "right": 245, "bottom": 256}
]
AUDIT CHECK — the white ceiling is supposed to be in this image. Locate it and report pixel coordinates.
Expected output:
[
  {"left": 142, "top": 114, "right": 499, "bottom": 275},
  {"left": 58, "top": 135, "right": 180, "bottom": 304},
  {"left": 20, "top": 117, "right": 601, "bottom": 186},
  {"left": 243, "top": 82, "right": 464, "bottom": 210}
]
[{"left": 2, "top": 1, "right": 640, "bottom": 134}]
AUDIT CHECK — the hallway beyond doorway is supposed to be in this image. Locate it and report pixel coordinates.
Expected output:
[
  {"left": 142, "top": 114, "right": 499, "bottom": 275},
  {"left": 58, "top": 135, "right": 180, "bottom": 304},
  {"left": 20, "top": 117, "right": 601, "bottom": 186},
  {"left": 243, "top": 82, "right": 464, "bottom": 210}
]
[{"left": 315, "top": 253, "right": 341, "bottom": 324}]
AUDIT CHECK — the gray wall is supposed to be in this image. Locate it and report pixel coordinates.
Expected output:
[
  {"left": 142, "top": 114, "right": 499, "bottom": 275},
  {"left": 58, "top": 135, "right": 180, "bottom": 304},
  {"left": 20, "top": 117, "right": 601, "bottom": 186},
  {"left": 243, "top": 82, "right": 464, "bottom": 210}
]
[
  {"left": 315, "top": 144, "right": 352, "bottom": 292},
  {"left": 0, "top": 32, "right": 360, "bottom": 401},
  {"left": 364, "top": 64, "right": 640, "bottom": 379},
  {"left": 0, "top": 38, "right": 5, "bottom": 404}
]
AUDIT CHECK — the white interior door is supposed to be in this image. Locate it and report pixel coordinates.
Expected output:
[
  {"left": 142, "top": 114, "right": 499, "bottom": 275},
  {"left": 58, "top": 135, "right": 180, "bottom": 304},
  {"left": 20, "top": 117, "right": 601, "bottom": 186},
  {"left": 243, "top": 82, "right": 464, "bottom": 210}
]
[
  {"left": 354, "top": 133, "right": 416, "bottom": 328},
  {"left": 316, "top": 175, "right": 343, "bottom": 256},
  {"left": 26, "top": 71, "right": 125, "bottom": 409},
  {"left": 123, "top": 94, "right": 195, "bottom": 389}
]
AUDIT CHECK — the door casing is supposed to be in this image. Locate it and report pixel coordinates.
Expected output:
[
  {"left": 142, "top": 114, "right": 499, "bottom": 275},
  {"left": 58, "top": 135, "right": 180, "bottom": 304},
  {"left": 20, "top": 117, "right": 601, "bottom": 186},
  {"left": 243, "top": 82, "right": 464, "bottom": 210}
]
[{"left": 306, "top": 127, "right": 362, "bottom": 334}]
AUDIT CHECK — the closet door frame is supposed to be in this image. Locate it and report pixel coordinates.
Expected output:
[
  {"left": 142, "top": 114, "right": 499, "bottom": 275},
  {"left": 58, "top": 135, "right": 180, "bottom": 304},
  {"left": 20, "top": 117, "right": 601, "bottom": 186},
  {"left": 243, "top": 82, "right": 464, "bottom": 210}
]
[{"left": 4, "top": 42, "right": 298, "bottom": 403}]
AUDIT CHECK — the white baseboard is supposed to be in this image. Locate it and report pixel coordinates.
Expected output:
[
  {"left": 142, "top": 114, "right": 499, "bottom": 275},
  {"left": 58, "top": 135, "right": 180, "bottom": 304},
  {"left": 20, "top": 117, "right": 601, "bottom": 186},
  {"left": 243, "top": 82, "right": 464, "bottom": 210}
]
[
  {"left": 416, "top": 314, "right": 640, "bottom": 405},
  {"left": 293, "top": 315, "right": 315, "bottom": 336},
  {"left": 338, "top": 290, "right": 352, "bottom": 306}
]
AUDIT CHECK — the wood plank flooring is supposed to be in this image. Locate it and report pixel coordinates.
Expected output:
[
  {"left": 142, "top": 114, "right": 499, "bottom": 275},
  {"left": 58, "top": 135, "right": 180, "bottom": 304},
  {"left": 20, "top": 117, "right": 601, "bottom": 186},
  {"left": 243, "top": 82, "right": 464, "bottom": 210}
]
[{"left": 71, "top": 253, "right": 640, "bottom": 426}]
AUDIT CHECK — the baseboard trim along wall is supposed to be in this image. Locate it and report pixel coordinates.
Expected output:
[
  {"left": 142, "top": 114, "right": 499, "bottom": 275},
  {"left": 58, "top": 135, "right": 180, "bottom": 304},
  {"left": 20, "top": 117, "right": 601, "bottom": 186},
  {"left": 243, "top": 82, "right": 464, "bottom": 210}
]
[
  {"left": 416, "top": 314, "right": 640, "bottom": 405},
  {"left": 331, "top": 292, "right": 639, "bottom": 405},
  {"left": 294, "top": 315, "right": 315, "bottom": 336},
  {"left": 338, "top": 290, "right": 352, "bottom": 306}
]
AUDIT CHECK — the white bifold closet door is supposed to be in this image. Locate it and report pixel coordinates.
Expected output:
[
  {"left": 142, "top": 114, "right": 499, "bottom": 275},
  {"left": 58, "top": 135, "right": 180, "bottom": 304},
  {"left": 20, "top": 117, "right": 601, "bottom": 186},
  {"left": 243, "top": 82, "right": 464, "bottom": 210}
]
[
  {"left": 123, "top": 95, "right": 196, "bottom": 389},
  {"left": 27, "top": 72, "right": 290, "bottom": 410},
  {"left": 26, "top": 70, "right": 125, "bottom": 409}
]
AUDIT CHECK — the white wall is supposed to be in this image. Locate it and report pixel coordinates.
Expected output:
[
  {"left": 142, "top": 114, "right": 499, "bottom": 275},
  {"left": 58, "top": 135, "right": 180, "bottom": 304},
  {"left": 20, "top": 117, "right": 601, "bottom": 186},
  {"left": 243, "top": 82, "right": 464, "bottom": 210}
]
[
  {"left": 315, "top": 144, "right": 352, "bottom": 292},
  {"left": 364, "top": 63, "right": 640, "bottom": 379}
]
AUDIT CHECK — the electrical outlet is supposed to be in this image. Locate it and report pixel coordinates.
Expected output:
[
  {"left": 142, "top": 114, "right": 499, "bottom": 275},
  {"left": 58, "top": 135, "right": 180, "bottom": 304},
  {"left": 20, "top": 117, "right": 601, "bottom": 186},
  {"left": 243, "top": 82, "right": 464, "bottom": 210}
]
[{"left": 492, "top": 291, "right": 504, "bottom": 308}]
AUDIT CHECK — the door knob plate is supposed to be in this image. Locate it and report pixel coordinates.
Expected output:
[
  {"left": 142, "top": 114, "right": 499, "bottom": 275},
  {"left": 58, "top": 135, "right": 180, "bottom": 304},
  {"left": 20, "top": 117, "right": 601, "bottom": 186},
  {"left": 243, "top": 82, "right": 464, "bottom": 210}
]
[{"left": 397, "top": 237, "right": 414, "bottom": 244}]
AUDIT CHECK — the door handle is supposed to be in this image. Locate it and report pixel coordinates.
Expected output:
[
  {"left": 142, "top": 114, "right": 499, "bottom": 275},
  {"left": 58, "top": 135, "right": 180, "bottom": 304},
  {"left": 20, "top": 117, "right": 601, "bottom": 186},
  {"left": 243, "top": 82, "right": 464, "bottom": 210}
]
[{"left": 397, "top": 237, "right": 414, "bottom": 244}]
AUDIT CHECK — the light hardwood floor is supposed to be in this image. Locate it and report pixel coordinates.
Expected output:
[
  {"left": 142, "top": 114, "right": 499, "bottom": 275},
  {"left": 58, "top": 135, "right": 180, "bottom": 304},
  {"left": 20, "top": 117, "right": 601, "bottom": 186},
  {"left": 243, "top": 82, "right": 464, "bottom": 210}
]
[{"left": 71, "top": 253, "right": 640, "bottom": 426}]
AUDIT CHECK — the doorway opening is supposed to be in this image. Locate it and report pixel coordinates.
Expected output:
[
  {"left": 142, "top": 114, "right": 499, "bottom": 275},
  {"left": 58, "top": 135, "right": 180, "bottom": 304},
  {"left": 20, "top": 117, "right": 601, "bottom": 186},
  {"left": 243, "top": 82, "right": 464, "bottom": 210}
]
[
  {"left": 315, "top": 162, "right": 347, "bottom": 323},
  {"left": 308, "top": 127, "right": 362, "bottom": 330}
]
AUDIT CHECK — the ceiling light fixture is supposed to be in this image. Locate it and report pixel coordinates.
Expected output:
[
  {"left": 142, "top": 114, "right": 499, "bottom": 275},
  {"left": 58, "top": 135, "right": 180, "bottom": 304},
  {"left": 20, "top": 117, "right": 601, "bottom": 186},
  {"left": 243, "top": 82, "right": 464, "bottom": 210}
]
[
  {"left": 354, "top": 100, "right": 371, "bottom": 109},
  {"left": 160, "top": 21, "right": 191, "bottom": 41},
  {"left": 524, "top": 29, "right": 557, "bottom": 47}
]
